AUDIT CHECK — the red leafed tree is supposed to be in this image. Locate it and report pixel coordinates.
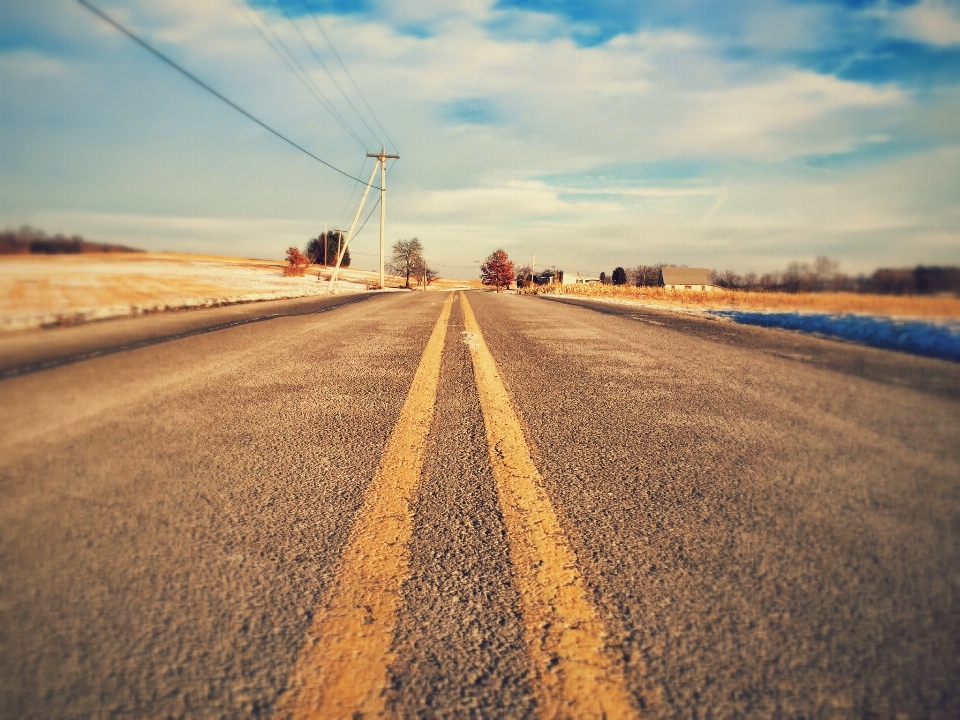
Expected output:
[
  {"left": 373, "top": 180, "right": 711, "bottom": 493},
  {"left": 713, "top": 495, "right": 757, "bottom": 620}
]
[
  {"left": 284, "top": 246, "right": 309, "bottom": 276},
  {"left": 287, "top": 248, "right": 310, "bottom": 267},
  {"left": 480, "top": 249, "right": 515, "bottom": 292},
  {"left": 286, "top": 247, "right": 309, "bottom": 266}
]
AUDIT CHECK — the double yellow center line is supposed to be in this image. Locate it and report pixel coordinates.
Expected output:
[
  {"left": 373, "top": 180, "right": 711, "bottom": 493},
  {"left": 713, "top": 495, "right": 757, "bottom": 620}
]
[{"left": 279, "top": 292, "right": 637, "bottom": 719}]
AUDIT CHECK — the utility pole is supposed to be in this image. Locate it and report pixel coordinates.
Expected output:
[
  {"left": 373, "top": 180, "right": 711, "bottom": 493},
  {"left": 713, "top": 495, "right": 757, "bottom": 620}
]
[
  {"left": 323, "top": 222, "right": 328, "bottom": 267},
  {"left": 367, "top": 147, "right": 399, "bottom": 289},
  {"left": 531, "top": 253, "right": 536, "bottom": 286},
  {"left": 329, "top": 161, "right": 380, "bottom": 291}
]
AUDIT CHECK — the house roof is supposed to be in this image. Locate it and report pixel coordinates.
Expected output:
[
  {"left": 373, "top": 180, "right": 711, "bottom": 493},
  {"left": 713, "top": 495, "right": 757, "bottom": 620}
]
[{"left": 660, "top": 267, "right": 712, "bottom": 286}]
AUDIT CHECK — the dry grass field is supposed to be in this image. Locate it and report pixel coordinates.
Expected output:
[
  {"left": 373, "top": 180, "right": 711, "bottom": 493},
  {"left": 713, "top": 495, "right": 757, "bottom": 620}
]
[
  {"left": 535, "top": 282, "right": 960, "bottom": 319},
  {"left": 0, "top": 253, "right": 480, "bottom": 332}
]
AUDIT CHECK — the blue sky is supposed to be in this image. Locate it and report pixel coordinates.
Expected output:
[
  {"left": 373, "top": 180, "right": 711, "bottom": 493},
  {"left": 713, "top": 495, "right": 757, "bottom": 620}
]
[{"left": 1, "top": 0, "right": 958, "bottom": 276}]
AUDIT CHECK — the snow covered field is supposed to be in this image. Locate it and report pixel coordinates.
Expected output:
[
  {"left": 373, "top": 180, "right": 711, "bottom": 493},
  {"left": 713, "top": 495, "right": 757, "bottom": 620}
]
[{"left": 0, "top": 253, "right": 373, "bottom": 331}]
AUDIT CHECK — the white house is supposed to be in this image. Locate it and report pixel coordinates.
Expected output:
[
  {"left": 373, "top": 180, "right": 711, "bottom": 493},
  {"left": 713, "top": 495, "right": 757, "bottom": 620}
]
[
  {"left": 659, "top": 267, "right": 714, "bottom": 291},
  {"left": 561, "top": 272, "right": 600, "bottom": 285}
]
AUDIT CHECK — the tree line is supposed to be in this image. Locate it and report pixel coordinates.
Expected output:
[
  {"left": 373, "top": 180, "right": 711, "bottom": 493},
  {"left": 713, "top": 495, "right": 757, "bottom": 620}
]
[
  {"left": 710, "top": 257, "right": 960, "bottom": 295},
  {"left": 0, "top": 226, "right": 143, "bottom": 254},
  {"left": 591, "top": 257, "right": 960, "bottom": 295}
]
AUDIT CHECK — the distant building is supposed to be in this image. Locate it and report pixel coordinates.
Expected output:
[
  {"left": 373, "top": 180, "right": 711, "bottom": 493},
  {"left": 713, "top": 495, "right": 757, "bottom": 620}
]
[
  {"left": 561, "top": 272, "right": 600, "bottom": 285},
  {"left": 659, "top": 267, "right": 714, "bottom": 291}
]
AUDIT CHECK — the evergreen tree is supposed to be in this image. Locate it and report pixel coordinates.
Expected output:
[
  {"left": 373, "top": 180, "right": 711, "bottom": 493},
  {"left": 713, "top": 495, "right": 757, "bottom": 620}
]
[{"left": 306, "top": 230, "right": 350, "bottom": 267}]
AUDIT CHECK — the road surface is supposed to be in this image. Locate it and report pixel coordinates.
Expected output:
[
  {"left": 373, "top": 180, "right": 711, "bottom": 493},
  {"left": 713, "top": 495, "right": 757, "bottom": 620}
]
[{"left": 1, "top": 291, "right": 957, "bottom": 717}]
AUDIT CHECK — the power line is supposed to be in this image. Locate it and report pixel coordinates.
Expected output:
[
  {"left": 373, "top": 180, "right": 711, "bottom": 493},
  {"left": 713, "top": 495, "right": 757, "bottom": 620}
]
[
  {"left": 76, "top": 0, "right": 380, "bottom": 190},
  {"left": 355, "top": 193, "right": 381, "bottom": 239},
  {"left": 232, "top": 0, "right": 368, "bottom": 151},
  {"left": 303, "top": 0, "right": 399, "bottom": 153},
  {"left": 334, "top": 127, "right": 396, "bottom": 234},
  {"left": 277, "top": 2, "right": 384, "bottom": 150},
  {"left": 326, "top": 195, "right": 380, "bottom": 269},
  {"left": 431, "top": 261, "right": 481, "bottom": 269},
  {"left": 232, "top": 0, "right": 370, "bottom": 152}
]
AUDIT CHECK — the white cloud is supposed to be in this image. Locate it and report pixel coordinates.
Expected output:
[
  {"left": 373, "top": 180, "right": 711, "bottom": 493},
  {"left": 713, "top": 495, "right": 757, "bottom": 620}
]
[
  {"left": 884, "top": 0, "right": 960, "bottom": 47},
  {"left": 405, "top": 180, "right": 622, "bottom": 219},
  {"left": 1, "top": 0, "right": 957, "bottom": 276},
  {"left": 0, "top": 50, "right": 69, "bottom": 80},
  {"left": 669, "top": 70, "right": 904, "bottom": 159}
]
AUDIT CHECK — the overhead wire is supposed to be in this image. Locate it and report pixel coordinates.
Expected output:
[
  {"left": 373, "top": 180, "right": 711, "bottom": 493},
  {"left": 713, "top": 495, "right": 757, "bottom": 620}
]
[
  {"left": 336, "top": 156, "right": 396, "bottom": 235},
  {"left": 267, "top": 0, "right": 400, "bottom": 244},
  {"left": 234, "top": 1, "right": 384, "bottom": 230},
  {"left": 327, "top": 194, "right": 380, "bottom": 269},
  {"left": 276, "top": 1, "right": 385, "bottom": 150},
  {"left": 354, "top": 194, "right": 381, "bottom": 239},
  {"left": 302, "top": 0, "right": 399, "bottom": 153},
  {"left": 231, "top": 0, "right": 368, "bottom": 151},
  {"left": 232, "top": 0, "right": 370, "bottom": 152},
  {"left": 76, "top": 0, "right": 381, "bottom": 189}
]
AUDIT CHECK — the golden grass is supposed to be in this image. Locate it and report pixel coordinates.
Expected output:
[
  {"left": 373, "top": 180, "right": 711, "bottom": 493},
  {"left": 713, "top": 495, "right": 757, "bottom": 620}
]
[
  {"left": 535, "top": 283, "right": 960, "bottom": 319},
  {"left": 0, "top": 253, "right": 332, "bottom": 330}
]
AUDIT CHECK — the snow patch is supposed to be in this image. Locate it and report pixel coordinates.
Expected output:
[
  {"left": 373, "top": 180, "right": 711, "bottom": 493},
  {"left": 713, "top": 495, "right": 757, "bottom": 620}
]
[
  {"left": 0, "top": 256, "right": 375, "bottom": 332},
  {"left": 711, "top": 311, "right": 960, "bottom": 363}
]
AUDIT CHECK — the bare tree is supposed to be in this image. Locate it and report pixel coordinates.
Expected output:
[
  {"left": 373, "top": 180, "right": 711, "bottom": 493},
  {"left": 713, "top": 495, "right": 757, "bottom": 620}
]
[
  {"left": 515, "top": 264, "right": 533, "bottom": 288},
  {"left": 712, "top": 269, "right": 744, "bottom": 289},
  {"left": 813, "top": 256, "right": 841, "bottom": 291},
  {"left": 387, "top": 238, "right": 424, "bottom": 288},
  {"left": 781, "top": 261, "right": 813, "bottom": 292},
  {"left": 629, "top": 265, "right": 662, "bottom": 287},
  {"left": 410, "top": 256, "right": 440, "bottom": 288}
]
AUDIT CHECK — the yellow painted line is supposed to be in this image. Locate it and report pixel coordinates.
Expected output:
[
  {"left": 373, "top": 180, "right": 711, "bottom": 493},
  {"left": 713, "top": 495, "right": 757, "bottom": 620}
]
[
  {"left": 459, "top": 291, "right": 638, "bottom": 719},
  {"left": 278, "top": 292, "right": 455, "bottom": 719}
]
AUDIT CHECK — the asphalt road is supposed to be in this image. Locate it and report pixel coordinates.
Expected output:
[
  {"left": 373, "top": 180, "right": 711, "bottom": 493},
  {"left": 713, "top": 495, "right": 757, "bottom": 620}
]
[{"left": 1, "top": 291, "right": 957, "bottom": 718}]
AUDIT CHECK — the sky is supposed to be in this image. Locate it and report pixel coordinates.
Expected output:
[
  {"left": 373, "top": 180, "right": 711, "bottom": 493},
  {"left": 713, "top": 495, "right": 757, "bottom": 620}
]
[{"left": 1, "top": 0, "right": 959, "bottom": 278}]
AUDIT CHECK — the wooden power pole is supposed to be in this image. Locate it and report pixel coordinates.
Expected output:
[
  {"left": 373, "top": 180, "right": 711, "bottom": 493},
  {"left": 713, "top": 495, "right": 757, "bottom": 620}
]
[
  {"left": 328, "top": 150, "right": 399, "bottom": 292},
  {"left": 367, "top": 147, "right": 400, "bottom": 289}
]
